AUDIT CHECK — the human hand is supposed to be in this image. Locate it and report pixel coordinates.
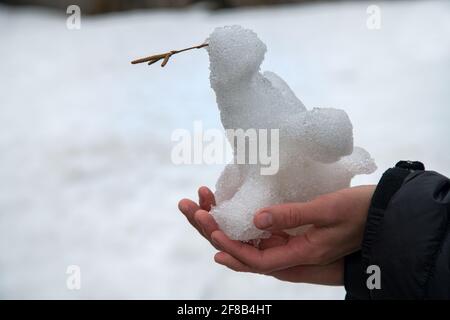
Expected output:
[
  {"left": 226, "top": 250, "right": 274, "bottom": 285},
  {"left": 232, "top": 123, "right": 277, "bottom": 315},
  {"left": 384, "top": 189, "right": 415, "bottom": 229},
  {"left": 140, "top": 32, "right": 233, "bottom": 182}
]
[
  {"left": 210, "top": 185, "right": 375, "bottom": 279},
  {"left": 178, "top": 186, "right": 373, "bottom": 285},
  {"left": 178, "top": 187, "right": 289, "bottom": 251}
]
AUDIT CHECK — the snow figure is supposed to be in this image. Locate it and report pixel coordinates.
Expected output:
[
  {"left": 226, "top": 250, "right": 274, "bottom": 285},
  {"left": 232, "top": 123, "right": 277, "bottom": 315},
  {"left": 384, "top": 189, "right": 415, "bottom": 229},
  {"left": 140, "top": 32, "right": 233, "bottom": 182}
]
[{"left": 206, "top": 25, "right": 376, "bottom": 241}]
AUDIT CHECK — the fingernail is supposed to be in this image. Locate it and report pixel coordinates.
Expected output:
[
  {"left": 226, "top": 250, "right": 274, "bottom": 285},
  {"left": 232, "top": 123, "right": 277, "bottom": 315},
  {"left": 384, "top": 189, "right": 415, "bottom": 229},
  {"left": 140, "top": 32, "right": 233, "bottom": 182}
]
[{"left": 255, "top": 212, "right": 273, "bottom": 229}]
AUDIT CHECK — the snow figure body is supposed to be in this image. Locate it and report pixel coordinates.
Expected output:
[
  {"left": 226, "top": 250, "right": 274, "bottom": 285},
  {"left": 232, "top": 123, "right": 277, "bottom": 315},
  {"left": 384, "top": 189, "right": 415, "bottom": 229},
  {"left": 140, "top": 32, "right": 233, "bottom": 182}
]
[{"left": 206, "top": 26, "right": 376, "bottom": 241}]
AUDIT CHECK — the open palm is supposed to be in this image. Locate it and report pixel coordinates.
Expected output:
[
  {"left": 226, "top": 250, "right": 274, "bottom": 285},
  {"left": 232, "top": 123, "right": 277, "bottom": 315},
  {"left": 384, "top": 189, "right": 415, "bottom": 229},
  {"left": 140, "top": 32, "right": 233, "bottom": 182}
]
[{"left": 178, "top": 186, "right": 343, "bottom": 285}]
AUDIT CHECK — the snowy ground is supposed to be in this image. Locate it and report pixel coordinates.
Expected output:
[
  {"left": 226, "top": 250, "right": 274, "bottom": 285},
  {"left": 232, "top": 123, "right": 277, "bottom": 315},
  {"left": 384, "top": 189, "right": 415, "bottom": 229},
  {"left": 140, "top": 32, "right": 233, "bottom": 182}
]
[{"left": 0, "top": 0, "right": 449, "bottom": 299}]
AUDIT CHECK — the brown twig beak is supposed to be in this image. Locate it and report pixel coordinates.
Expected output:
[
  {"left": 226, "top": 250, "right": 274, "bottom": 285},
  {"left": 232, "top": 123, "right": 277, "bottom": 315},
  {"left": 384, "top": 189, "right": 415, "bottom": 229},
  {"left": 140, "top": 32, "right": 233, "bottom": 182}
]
[{"left": 131, "top": 43, "right": 208, "bottom": 68}]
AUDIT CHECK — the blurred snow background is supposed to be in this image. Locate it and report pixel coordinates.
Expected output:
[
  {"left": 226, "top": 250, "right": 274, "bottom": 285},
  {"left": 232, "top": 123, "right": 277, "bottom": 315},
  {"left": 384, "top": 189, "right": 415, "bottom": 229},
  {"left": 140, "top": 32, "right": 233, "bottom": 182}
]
[{"left": 0, "top": 0, "right": 449, "bottom": 299}]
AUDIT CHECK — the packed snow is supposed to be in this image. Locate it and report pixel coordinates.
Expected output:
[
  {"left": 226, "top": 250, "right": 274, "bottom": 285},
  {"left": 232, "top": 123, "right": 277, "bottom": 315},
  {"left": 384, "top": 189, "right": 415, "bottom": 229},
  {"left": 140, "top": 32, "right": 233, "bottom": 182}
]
[
  {"left": 0, "top": 0, "right": 449, "bottom": 299},
  {"left": 207, "top": 25, "right": 376, "bottom": 240}
]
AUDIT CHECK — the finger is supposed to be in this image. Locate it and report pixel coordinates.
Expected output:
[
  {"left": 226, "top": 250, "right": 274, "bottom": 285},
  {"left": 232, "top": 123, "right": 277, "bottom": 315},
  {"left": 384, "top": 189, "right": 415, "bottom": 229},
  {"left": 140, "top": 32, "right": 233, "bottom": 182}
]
[
  {"left": 270, "top": 259, "right": 344, "bottom": 285},
  {"left": 214, "top": 252, "right": 253, "bottom": 273},
  {"left": 254, "top": 196, "right": 339, "bottom": 231},
  {"left": 211, "top": 230, "right": 314, "bottom": 273},
  {"left": 215, "top": 251, "right": 344, "bottom": 285},
  {"left": 198, "top": 186, "right": 216, "bottom": 211},
  {"left": 178, "top": 198, "right": 203, "bottom": 235},
  {"left": 194, "top": 210, "right": 219, "bottom": 239},
  {"left": 178, "top": 198, "right": 200, "bottom": 226}
]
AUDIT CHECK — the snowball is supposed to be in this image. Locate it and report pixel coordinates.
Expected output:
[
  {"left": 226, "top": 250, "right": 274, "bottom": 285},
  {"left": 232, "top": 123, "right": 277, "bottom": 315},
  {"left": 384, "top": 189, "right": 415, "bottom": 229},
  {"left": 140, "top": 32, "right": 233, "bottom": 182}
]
[{"left": 206, "top": 25, "right": 376, "bottom": 241}]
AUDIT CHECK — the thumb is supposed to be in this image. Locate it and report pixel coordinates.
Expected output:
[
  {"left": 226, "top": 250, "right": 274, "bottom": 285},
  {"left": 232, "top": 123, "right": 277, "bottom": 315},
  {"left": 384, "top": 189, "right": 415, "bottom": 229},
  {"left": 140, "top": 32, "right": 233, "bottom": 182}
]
[{"left": 253, "top": 198, "right": 337, "bottom": 231}]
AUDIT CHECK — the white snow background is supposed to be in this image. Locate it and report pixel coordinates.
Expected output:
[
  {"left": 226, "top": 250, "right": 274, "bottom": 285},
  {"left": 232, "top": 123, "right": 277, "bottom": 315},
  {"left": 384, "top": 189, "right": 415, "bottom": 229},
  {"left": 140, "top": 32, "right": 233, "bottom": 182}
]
[{"left": 0, "top": 0, "right": 449, "bottom": 299}]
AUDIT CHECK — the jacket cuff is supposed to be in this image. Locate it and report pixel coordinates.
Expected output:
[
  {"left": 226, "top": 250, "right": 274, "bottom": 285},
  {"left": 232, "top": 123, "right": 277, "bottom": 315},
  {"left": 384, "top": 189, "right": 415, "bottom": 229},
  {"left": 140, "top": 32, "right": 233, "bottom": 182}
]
[
  {"left": 344, "top": 163, "right": 417, "bottom": 299},
  {"left": 360, "top": 167, "right": 410, "bottom": 268}
]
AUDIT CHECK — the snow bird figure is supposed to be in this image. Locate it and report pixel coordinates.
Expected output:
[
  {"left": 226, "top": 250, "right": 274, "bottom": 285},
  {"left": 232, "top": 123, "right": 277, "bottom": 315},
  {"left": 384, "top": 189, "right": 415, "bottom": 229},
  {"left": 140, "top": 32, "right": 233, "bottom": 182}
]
[{"left": 132, "top": 25, "right": 376, "bottom": 241}]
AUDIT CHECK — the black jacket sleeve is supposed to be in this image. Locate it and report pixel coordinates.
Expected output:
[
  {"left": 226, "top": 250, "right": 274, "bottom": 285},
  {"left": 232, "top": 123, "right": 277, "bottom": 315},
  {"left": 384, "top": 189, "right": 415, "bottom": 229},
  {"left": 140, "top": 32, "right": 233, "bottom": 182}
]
[{"left": 344, "top": 162, "right": 450, "bottom": 299}]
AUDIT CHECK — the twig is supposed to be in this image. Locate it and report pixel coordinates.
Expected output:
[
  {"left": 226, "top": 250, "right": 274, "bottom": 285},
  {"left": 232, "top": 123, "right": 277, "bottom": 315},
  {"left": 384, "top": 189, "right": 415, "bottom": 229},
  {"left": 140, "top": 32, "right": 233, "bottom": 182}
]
[{"left": 131, "top": 43, "right": 208, "bottom": 67}]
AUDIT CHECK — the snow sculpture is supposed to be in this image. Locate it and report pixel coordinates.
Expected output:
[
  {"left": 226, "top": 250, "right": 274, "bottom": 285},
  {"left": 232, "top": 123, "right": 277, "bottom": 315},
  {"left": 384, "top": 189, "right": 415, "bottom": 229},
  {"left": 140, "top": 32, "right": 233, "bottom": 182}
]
[{"left": 206, "top": 25, "right": 376, "bottom": 241}]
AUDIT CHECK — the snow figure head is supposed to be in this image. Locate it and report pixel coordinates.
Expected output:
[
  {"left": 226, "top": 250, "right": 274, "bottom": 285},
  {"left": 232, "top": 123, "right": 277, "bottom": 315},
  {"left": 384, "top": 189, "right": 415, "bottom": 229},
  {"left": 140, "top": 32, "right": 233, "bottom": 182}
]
[{"left": 206, "top": 25, "right": 267, "bottom": 88}]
